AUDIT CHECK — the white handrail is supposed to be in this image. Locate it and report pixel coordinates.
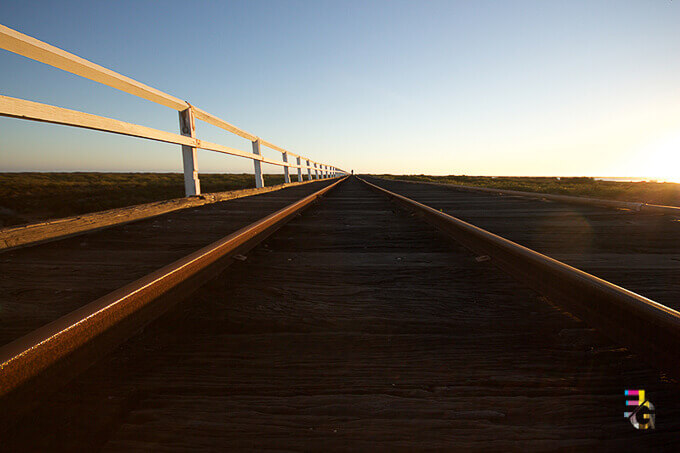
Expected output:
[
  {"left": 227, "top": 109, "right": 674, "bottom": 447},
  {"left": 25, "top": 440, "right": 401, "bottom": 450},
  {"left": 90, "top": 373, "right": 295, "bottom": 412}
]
[{"left": 0, "top": 24, "right": 347, "bottom": 195}]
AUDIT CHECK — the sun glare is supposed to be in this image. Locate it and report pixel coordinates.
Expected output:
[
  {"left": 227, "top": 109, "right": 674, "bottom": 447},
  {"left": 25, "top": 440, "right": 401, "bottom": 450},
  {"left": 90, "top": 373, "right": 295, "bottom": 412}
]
[{"left": 631, "top": 132, "right": 680, "bottom": 183}]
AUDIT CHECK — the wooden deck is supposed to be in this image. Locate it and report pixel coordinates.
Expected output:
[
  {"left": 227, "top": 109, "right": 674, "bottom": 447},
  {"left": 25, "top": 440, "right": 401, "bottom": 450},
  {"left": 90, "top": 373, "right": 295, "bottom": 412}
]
[
  {"left": 3, "top": 177, "right": 679, "bottom": 451},
  {"left": 369, "top": 177, "right": 680, "bottom": 311},
  {"left": 0, "top": 180, "right": 335, "bottom": 347}
]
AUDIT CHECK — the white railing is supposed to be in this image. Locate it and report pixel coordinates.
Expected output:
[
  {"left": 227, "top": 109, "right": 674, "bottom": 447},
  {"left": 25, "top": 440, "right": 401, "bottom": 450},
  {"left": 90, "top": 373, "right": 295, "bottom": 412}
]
[{"left": 0, "top": 24, "right": 348, "bottom": 196}]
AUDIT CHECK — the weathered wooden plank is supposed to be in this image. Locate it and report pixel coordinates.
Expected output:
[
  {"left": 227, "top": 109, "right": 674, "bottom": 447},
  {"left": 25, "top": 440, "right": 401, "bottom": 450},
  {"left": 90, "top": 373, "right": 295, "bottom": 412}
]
[
  {"left": 0, "top": 94, "right": 331, "bottom": 173},
  {"left": 0, "top": 24, "right": 188, "bottom": 111},
  {"left": 191, "top": 106, "right": 257, "bottom": 142},
  {"left": 0, "top": 179, "right": 326, "bottom": 251},
  {"left": 0, "top": 95, "right": 291, "bottom": 165},
  {"left": 259, "top": 139, "right": 289, "bottom": 156},
  {"left": 0, "top": 94, "right": 194, "bottom": 145}
]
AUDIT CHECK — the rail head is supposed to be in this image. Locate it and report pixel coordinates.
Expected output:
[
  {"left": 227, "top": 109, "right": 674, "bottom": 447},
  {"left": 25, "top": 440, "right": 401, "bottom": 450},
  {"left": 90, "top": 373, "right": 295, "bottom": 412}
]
[
  {"left": 0, "top": 176, "right": 349, "bottom": 426},
  {"left": 359, "top": 176, "right": 680, "bottom": 378},
  {"left": 374, "top": 176, "right": 680, "bottom": 215}
]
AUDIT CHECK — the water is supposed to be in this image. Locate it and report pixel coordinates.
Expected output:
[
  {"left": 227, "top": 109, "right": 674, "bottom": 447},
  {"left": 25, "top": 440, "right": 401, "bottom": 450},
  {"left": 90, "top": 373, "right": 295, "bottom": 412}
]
[{"left": 594, "top": 177, "right": 676, "bottom": 183}]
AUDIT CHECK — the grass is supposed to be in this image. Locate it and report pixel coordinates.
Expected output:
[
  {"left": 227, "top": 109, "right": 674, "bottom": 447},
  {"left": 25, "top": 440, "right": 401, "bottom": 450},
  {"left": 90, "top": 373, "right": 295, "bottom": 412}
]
[
  {"left": 377, "top": 174, "right": 680, "bottom": 208},
  {"left": 0, "top": 172, "right": 287, "bottom": 227},
  {"left": 3, "top": 172, "right": 676, "bottom": 229}
]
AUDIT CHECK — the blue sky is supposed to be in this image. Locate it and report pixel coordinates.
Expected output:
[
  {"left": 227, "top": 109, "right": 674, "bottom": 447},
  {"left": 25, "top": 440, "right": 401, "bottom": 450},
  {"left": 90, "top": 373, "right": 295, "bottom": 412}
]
[{"left": 1, "top": 0, "right": 680, "bottom": 177}]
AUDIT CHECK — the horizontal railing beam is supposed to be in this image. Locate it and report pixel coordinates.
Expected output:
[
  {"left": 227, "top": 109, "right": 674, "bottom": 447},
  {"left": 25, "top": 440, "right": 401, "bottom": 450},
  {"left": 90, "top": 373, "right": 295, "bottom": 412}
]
[
  {"left": 0, "top": 24, "right": 188, "bottom": 111},
  {"left": 0, "top": 25, "right": 328, "bottom": 168},
  {"left": 0, "top": 95, "right": 337, "bottom": 172},
  {"left": 258, "top": 140, "right": 306, "bottom": 162},
  {"left": 0, "top": 94, "right": 190, "bottom": 146},
  {"left": 0, "top": 95, "right": 256, "bottom": 159},
  {"left": 0, "top": 24, "right": 347, "bottom": 185},
  {"left": 192, "top": 106, "right": 257, "bottom": 142}
]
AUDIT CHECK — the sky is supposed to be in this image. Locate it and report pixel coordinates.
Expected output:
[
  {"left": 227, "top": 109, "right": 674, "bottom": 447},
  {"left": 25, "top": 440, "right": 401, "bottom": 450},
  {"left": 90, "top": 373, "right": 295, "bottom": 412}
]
[{"left": 1, "top": 0, "right": 680, "bottom": 178}]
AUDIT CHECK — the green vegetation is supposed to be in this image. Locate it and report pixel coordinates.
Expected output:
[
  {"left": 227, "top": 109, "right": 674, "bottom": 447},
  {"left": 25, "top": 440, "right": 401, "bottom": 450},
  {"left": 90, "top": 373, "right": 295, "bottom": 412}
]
[
  {"left": 378, "top": 174, "right": 680, "bottom": 208},
  {"left": 0, "top": 172, "right": 287, "bottom": 227}
]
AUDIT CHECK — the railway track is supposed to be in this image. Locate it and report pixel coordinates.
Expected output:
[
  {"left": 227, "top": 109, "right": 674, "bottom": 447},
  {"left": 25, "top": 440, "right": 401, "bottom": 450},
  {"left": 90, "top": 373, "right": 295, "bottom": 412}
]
[
  {"left": 360, "top": 177, "right": 680, "bottom": 378},
  {"left": 365, "top": 176, "right": 680, "bottom": 310},
  {"left": 0, "top": 177, "right": 345, "bottom": 421},
  {"left": 1, "top": 176, "right": 679, "bottom": 451},
  {"left": 0, "top": 179, "right": 338, "bottom": 345}
]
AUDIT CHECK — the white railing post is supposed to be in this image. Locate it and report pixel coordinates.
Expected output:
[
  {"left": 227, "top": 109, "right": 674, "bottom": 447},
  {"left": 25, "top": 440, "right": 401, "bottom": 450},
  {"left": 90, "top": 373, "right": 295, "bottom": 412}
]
[
  {"left": 252, "top": 138, "right": 264, "bottom": 188},
  {"left": 178, "top": 107, "right": 200, "bottom": 196},
  {"left": 314, "top": 163, "right": 319, "bottom": 179},
  {"left": 306, "top": 160, "right": 312, "bottom": 180},
  {"left": 282, "top": 152, "right": 291, "bottom": 183},
  {"left": 296, "top": 157, "right": 303, "bottom": 182}
]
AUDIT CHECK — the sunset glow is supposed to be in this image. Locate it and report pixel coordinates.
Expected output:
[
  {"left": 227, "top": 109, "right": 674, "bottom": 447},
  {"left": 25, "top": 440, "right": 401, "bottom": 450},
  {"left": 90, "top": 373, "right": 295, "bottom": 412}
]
[
  {"left": 1, "top": 1, "right": 679, "bottom": 180},
  {"left": 629, "top": 132, "right": 680, "bottom": 183}
]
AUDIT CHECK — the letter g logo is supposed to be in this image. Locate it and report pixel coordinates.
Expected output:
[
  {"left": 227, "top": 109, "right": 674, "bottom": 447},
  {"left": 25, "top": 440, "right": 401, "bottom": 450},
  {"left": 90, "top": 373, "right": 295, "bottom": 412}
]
[{"left": 624, "top": 389, "right": 655, "bottom": 430}]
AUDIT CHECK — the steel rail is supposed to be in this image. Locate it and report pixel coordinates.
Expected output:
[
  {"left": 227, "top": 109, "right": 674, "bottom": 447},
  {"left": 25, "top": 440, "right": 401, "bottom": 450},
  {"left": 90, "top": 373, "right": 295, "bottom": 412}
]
[
  {"left": 359, "top": 176, "right": 680, "bottom": 378},
  {"left": 376, "top": 177, "right": 680, "bottom": 215},
  {"left": 0, "top": 176, "right": 348, "bottom": 425}
]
